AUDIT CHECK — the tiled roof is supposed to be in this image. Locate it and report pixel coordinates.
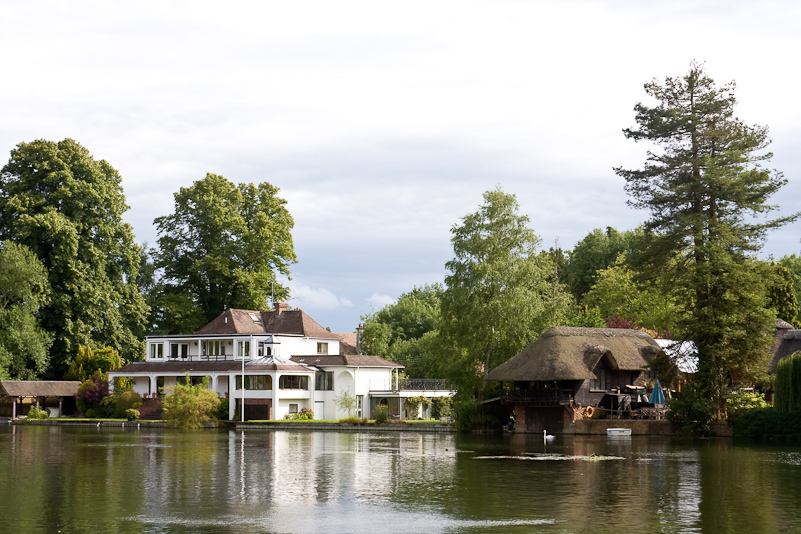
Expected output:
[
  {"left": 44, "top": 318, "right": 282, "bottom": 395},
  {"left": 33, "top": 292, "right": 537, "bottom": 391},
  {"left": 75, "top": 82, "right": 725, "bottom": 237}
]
[
  {"left": 0, "top": 381, "right": 82, "bottom": 397},
  {"left": 333, "top": 332, "right": 359, "bottom": 355},
  {"left": 194, "top": 308, "right": 338, "bottom": 339}
]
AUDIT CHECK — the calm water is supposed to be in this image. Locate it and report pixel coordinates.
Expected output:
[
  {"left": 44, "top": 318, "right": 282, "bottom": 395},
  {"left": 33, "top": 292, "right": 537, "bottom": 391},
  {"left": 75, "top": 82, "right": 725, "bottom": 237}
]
[{"left": 2, "top": 426, "right": 801, "bottom": 534}]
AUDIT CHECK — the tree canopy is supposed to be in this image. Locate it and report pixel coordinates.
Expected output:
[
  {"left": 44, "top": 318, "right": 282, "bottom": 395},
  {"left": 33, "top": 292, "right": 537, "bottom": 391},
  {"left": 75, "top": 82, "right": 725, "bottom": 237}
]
[
  {"left": 615, "top": 63, "right": 798, "bottom": 417},
  {"left": 154, "top": 173, "right": 296, "bottom": 332},
  {"left": 0, "top": 241, "right": 53, "bottom": 379},
  {"left": 0, "top": 139, "right": 147, "bottom": 375},
  {"left": 564, "top": 227, "right": 642, "bottom": 300},
  {"left": 437, "top": 187, "right": 572, "bottom": 397}
]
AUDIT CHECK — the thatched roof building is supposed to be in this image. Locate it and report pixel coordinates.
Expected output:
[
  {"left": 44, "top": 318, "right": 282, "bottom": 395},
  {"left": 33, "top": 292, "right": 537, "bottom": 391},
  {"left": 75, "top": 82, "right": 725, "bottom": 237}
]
[
  {"left": 770, "top": 319, "right": 801, "bottom": 374},
  {"left": 487, "top": 326, "right": 661, "bottom": 382}
]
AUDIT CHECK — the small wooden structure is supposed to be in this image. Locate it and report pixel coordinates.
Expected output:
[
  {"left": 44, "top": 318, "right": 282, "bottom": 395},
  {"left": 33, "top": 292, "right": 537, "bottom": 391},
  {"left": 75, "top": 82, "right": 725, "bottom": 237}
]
[
  {"left": 0, "top": 381, "right": 81, "bottom": 419},
  {"left": 487, "top": 327, "right": 663, "bottom": 433}
]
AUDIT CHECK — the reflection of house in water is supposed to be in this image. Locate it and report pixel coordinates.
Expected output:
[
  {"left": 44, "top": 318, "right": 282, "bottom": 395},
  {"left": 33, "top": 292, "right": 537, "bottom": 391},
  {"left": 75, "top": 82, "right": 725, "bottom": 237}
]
[
  {"left": 487, "top": 327, "right": 663, "bottom": 433},
  {"left": 109, "top": 303, "right": 453, "bottom": 420}
]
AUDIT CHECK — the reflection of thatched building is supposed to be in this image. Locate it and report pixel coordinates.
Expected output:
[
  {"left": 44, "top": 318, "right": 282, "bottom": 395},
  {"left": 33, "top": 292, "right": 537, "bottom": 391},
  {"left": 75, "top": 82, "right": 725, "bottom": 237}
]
[{"left": 487, "top": 327, "right": 662, "bottom": 433}]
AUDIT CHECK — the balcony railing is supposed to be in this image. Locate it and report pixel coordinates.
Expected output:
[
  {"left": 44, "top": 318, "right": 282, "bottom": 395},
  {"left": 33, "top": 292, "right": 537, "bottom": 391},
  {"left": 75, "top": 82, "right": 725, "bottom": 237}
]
[
  {"left": 500, "top": 389, "right": 574, "bottom": 405},
  {"left": 369, "top": 378, "right": 454, "bottom": 392}
]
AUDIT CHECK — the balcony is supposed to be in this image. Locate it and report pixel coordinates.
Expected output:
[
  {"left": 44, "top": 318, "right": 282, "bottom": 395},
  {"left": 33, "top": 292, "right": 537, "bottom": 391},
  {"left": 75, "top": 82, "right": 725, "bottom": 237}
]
[
  {"left": 500, "top": 389, "right": 574, "bottom": 405},
  {"left": 369, "top": 378, "right": 454, "bottom": 392}
]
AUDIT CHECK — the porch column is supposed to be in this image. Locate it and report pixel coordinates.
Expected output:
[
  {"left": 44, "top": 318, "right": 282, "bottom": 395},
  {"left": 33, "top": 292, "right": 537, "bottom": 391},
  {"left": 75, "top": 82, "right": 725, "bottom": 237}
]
[
  {"left": 11, "top": 398, "right": 16, "bottom": 420},
  {"left": 211, "top": 374, "right": 218, "bottom": 394},
  {"left": 150, "top": 375, "right": 158, "bottom": 397},
  {"left": 58, "top": 397, "right": 63, "bottom": 418},
  {"left": 228, "top": 375, "right": 236, "bottom": 420}
]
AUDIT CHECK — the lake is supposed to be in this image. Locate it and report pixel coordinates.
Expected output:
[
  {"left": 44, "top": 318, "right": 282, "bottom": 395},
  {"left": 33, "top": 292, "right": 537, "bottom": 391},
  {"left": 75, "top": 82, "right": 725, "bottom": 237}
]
[{"left": 2, "top": 425, "right": 801, "bottom": 533}]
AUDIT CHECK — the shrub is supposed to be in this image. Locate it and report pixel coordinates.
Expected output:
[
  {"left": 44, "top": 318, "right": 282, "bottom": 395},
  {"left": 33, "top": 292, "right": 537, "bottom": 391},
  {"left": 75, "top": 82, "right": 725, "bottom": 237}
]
[
  {"left": 216, "top": 398, "right": 230, "bottom": 421},
  {"left": 284, "top": 408, "right": 314, "bottom": 420},
  {"left": 775, "top": 351, "right": 801, "bottom": 413},
  {"left": 338, "top": 415, "right": 367, "bottom": 424},
  {"left": 26, "top": 403, "right": 49, "bottom": 421},
  {"left": 85, "top": 408, "right": 97, "bottom": 418},
  {"left": 666, "top": 383, "right": 715, "bottom": 436},
  {"left": 431, "top": 396, "right": 453, "bottom": 420},
  {"left": 732, "top": 407, "right": 801, "bottom": 440},
  {"left": 726, "top": 390, "right": 769, "bottom": 419},
  {"left": 125, "top": 408, "right": 140, "bottom": 420},
  {"left": 76, "top": 378, "right": 109, "bottom": 414},
  {"left": 374, "top": 404, "right": 389, "bottom": 423},
  {"left": 162, "top": 375, "right": 221, "bottom": 429},
  {"left": 113, "top": 390, "right": 143, "bottom": 419}
]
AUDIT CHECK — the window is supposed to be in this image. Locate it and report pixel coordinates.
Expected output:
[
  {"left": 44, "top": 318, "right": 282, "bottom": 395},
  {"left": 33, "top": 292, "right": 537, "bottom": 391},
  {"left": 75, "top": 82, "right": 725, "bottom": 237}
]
[
  {"left": 150, "top": 343, "right": 164, "bottom": 359},
  {"left": 279, "top": 375, "right": 309, "bottom": 390},
  {"left": 289, "top": 403, "right": 298, "bottom": 414},
  {"left": 315, "top": 371, "right": 334, "bottom": 391},
  {"left": 590, "top": 361, "right": 608, "bottom": 391},
  {"left": 202, "top": 340, "right": 226, "bottom": 356},
  {"left": 170, "top": 343, "right": 189, "bottom": 359},
  {"left": 356, "top": 395, "right": 363, "bottom": 418},
  {"left": 235, "top": 375, "right": 273, "bottom": 390},
  {"left": 237, "top": 341, "right": 250, "bottom": 358},
  {"left": 317, "top": 342, "right": 328, "bottom": 354}
]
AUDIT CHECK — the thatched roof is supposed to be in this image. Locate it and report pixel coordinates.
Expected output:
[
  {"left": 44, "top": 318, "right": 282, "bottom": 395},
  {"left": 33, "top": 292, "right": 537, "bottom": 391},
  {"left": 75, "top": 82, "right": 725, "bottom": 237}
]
[
  {"left": 486, "top": 327, "right": 662, "bottom": 382},
  {"left": 0, "top": 381, "right": 82, "bottom": 398},
  {"left": 770, "top": 327, "right": 801, "bottom": 374}
]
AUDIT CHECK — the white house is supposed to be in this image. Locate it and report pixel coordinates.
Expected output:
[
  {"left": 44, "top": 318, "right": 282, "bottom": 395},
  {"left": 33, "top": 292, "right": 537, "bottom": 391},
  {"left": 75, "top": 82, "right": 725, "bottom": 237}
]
[{"left": 109, "top": 303, "right": 453, "bottom": 421}]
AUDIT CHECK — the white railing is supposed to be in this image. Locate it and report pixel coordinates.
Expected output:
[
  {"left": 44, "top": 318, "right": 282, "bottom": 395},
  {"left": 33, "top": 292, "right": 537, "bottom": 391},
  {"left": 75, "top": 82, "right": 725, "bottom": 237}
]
[{"left": 369, "top": 378, "right": 453, "bottom": 392}]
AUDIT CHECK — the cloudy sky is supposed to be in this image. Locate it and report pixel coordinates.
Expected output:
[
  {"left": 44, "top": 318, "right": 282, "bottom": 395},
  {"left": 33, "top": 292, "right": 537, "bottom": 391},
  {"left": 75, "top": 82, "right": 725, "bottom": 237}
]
[{"left": 2, "top": 1, "right": 800, "bottom": 332}]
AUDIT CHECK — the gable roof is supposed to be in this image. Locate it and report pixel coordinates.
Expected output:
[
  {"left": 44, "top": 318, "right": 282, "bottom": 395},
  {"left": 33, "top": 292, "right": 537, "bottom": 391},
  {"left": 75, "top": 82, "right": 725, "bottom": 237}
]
[
  {"left": 194, "top": 308, "right": 337, "bottom": 339},
  {"left": 0, "top": 381, "right": 82, "bottom": 398},
  {"left": 333, "top": 332, "right": 359, "bottom": 355},
  {"left": 770, "top": 326, "right": 801, "bottom": 374},
  {"left": 487, "top": 326, "right": 661, "bottom": 382}
]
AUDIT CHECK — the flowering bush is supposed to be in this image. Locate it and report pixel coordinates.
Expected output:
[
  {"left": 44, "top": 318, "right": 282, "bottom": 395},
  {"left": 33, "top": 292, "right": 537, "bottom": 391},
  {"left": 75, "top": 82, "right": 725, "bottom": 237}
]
[{"left": 284, "top": 407, "right": 314, "bottom": 420}]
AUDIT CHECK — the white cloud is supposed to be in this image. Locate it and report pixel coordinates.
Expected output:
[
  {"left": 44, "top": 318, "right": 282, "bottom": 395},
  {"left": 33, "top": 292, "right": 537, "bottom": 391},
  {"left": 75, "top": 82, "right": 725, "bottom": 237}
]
[
  {"left": 366, "top": 293, "right": 396, "bottom": 310},
  {"left": 288, "top": 283, "right": 353, "bottom": 310}
]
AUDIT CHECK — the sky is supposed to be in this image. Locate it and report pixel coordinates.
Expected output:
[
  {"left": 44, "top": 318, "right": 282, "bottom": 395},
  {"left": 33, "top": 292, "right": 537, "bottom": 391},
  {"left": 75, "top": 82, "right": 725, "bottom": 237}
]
[{"left": 2, "top": 1, "right": 800, "bottom": 333}]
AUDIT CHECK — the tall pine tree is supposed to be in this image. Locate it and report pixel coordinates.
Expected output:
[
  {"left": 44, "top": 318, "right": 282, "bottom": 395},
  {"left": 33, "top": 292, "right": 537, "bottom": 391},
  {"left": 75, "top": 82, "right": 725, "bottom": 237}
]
[{"left": 615, "top": 63, "right": 798, "bottom": 417}]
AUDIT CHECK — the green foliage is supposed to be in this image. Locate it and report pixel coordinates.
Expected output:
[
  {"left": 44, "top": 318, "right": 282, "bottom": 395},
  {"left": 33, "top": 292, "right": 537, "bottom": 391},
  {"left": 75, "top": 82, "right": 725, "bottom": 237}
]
[
  {"left": 113, "top": 390, "right": 143, "bottom": 419},
  {"left": 334, "top": 387, "right": 357, "bottom": 417},
  {"left": 162, "top": 375, "right": 221, "bottom": 429},
  {"left": 338, "top": 415, "right": 367, "bottom": 424},
  {"left": 582, "top": 253, "right": 682, "bottom": 336},
  {"left": 25, "top": 403, "right": 49, "bottom": 421},
  {"left": 0, "top": 139, "right": 147, "bottom": 374},
  {"left": 779, "top": 254, "right": 801, "bottom": 326},
  {"left": 564, "top": 227, "right": 643, "bottom": 300},
  {"left": 666, "top": 382, "right": 716, "bottom": 436},
  {"left": 154, "top": 173, "right": 296, "bottom": 331},
  {"left": 374, "top": 404, "right": 389, "bottom": 423},
  {"left": 360, "top": 284, "right": 443, "bottom": 378},
  {"left": 431, "top": 396, "right": 453, "bottom": 420},
  {"left": 216, "top": 398, "right": 230, "bottom": 421},
  {"left": 616, "top": 63, "right": 797, "bottom": 417},
  {"left": 726, "top": 390, "right": 769, "bottom": 419},
  {"left": 0, "top": 241, "right": 52, "bottom": 379},
  {"left": 125, "top": 408, "right": 140, "bottom": 420},
  {"left": 453, "top": 396, "right": 497, "bottom": 432},
  {"left": 731, "top": 407, "right": 801, "bottom": 440},
  {"left": 438, "top": 187, "right": 574, "bottom": 399},
  {"left": 65, "top": 344, "right": 122, "bottom": 382},
  {"left": 774, "top": 351, "right": 801, "bottom": 413},
  {"left": 767, "top": 261, "right": 801, "bottom": 327}
]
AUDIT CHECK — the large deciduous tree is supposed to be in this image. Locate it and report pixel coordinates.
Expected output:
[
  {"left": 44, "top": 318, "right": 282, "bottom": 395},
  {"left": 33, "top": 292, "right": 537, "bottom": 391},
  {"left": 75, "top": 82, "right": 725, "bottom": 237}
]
[
  {"left": 438, "top": 187, "right": 572, "bottom": 397},
  {"left": 154, "top": 173, "right": 296, "bottom": 331},
  {"left": 615, "top": 63, "right": 798, "bottom": 417},
  {"left": 0, "top": 241, "right": 53, "bottom": 379},
  {"left": 0, "top": 139, "right": 147, "bottom": 375},
  {"left": 563, "top": 227, "right": 642, "bottom": 300}
]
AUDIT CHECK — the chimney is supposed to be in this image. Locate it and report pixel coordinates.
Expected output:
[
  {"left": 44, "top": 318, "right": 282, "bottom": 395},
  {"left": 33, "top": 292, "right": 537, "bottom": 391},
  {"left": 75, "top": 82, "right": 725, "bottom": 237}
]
[
  {"left": 274, "top": 302, "right": 288, "bottom": 316},
  {"left": 356, "top": 323, "right": 364, "bottom": 355}
]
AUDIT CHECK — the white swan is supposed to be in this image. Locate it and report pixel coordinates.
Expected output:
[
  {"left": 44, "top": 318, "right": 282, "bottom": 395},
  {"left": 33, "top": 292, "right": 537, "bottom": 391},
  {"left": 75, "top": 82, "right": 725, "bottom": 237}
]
[{"left": 543, "top": 430, "right": 555, "bottom": 441}]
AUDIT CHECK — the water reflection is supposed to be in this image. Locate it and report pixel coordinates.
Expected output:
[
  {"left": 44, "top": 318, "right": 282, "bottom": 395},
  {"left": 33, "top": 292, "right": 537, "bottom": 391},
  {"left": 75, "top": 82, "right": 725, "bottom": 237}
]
[{"left": 3, "top": 426, "right": 801, "bottom": 533}]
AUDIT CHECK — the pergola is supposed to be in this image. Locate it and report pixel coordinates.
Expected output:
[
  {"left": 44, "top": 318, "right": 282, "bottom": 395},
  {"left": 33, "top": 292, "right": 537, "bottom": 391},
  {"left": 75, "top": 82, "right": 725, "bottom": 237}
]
[{"left": 0, "top": 381, "right": 81, "bottom": 419}]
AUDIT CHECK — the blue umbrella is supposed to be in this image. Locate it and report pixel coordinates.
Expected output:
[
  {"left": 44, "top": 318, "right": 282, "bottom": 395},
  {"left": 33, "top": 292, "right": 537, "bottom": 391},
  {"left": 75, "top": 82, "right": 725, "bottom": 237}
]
[{"left": 649, "top": 379, "right": 666, "bottom": 405}]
